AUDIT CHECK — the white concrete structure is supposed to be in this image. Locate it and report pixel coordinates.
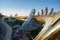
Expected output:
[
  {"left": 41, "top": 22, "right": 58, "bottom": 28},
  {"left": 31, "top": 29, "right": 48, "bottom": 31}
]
[{"left": 20, "top": 9, "right": 36, "bottom": 31}]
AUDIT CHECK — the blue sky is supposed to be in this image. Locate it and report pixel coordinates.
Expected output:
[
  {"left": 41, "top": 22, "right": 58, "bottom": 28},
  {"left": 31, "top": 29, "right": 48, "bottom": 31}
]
[{"left": 0, "top": 0, "right": 60, "bottom": 16}]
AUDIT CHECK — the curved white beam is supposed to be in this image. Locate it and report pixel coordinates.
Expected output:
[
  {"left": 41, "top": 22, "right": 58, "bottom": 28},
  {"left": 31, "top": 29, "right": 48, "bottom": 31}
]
[{"left": 2, "top": 22, "right": 12, "bottom": 40}]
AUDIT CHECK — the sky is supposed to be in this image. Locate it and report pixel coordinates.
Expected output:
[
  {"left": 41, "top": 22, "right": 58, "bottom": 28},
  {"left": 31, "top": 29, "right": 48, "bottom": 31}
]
[{"left": 0, "top": 0, "right": 60, "bottom": 16}]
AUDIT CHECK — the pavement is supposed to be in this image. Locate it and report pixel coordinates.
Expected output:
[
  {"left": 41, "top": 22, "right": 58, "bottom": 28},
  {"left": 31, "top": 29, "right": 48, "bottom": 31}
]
[
  {"left": 0, "top": 21, "right": 12, "bottom": 40},
  {"left": 0, "top": 22, "right": 7, "bottom": 40}
]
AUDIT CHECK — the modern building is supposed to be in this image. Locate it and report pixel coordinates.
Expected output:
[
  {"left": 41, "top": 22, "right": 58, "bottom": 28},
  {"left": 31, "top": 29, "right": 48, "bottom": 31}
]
[
  {"left": 49, "top": 8, "right": 54, "bottom": 14},
  {"left": 40, "top": 9, "right": 43, "bottom": 15},
  {"left": 44, "top": 7, "right": 48, "bottom": 15}
]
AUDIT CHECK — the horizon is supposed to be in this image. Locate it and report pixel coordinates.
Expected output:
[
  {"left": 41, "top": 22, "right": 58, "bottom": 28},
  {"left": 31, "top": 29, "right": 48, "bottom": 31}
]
[{"left": 0, "top": 0, "right": 60, "bottom": 16}]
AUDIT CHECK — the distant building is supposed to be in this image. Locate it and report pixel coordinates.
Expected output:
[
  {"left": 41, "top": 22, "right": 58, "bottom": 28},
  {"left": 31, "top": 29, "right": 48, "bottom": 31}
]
[
  {"left": 49, "top": 8, "right": 54, "bottom": 14},
  {"left": 40, "top": 9, "right": 43, "bottom": 15},
  {"left": 44, "top": 7, "right": 48, "bottom": 15},
  {"left": 0, "top": 13, "right": 2, "bottom": 17},
  {"left": 15, "top": 13, "right": 18, "bottom": 16},
  {"left": 38, "top": 12, "right": 40, "bottom": 16},
  {"left": 0, "top": 13, "right": 4, "bottom": 22},
  {"left": 8, "top": 15, "right": 16, "bottom": 22}
]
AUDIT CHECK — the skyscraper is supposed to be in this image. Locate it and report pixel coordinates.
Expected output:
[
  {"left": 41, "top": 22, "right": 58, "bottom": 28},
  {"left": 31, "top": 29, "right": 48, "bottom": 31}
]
[
  {"left": 44, "top": 7, "right": 48, "bottom": 15},
  {"left": 41, "top": 9, "right": 43, "bottom": 15},
  {"left": 49, "top": 8, "right": 54, "bottom": 14},
  {"left": 38, "top": 12, "right": 40, "bottom": 16}
]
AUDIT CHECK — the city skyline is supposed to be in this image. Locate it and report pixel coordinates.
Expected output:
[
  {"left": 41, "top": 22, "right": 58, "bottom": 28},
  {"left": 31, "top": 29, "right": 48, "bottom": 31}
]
[{"left": 0, "top": 0, "right": 60, "bottom": 16}]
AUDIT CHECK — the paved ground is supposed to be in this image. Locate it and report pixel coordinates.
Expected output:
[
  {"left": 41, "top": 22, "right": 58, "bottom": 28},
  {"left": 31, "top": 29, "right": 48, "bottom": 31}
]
[
  {"left": 0, "top": 22, "right": 7, "bottom": 40},
  {"left": 2, "top": 22, "right": 12, "bottom": 40},
  {"left": 0, "top": 21, "right": 12, "bottom": 40}
]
